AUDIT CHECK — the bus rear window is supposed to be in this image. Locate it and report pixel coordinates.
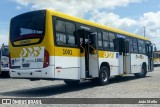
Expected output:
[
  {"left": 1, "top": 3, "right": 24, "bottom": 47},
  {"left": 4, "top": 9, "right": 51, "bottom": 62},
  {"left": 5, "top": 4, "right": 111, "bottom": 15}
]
[{"left": 10, "top": 10, "right": 46, "bottom": 45}]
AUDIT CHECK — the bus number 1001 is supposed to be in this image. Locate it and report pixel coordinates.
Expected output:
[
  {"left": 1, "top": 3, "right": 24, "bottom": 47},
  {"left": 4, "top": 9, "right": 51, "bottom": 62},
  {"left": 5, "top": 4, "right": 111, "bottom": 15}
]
[{"left": 63, "top": 49, "right": 72, "bottom": 55}]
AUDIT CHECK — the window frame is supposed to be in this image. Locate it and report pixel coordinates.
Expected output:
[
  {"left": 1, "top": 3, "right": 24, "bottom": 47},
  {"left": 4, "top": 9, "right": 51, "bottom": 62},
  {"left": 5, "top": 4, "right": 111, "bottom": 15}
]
[
  {"left": 53, "top": 16, "right": 149, "bottom": 54},
  {"left": 108, "top": 32, "right": 116, "bottom": 51},
  {"left": 102, "top": 31, "right": 109, "bottom": 50},
  {"left": 10, "top": 10, "right": 46, "bottom": 47},
  {"left": 102, "top": 30, "right": 117, "bottom": 51},
  {"left": 129, "top": 37, "right": 134, "bottom": 53},
  {"left": 132, "top": 38, "right": 138, "bottom": 53},
  {"left": 53, "top": 17, "right": 78, "bottom": 48},
  {"left": 97, "top": 30, "right": 103, "bottom": 49},
  {"left": 138, "top": 39, "right": 146, "bottom": 54}
]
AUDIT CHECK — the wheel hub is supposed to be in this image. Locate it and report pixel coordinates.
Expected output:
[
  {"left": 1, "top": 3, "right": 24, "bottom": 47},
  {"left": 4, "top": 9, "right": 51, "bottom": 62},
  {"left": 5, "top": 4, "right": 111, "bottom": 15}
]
[{"left": 102, "top": 70, "right": 108, "bottom": 82}]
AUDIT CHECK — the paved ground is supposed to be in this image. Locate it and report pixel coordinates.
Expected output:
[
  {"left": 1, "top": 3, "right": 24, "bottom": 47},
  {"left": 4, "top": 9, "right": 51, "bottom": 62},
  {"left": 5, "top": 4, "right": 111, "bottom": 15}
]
[{"left": 0, "top": 67, "right": 160, "bottom": 106}]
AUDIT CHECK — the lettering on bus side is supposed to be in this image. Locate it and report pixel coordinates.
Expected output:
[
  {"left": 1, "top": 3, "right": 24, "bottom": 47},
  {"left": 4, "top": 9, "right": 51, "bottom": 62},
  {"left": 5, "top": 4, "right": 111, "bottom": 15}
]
[
  {"left": 136, "top": 54, "right": 144, "bottom": 59},
  {"left": 63, "top": 49, "right": 72, "bottom": 55}
]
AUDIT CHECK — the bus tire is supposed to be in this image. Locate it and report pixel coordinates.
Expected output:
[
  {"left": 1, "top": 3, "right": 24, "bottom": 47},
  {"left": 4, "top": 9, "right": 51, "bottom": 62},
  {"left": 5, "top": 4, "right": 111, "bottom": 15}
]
[
  {"left": 134, "top": 65, "right": 147, "bottom": 78},
  {"left": 97, "top": 66, "right": 109, "bottom": 86},
  {"left": 64, "top": 80, "right": 80, "bottom": 86}
]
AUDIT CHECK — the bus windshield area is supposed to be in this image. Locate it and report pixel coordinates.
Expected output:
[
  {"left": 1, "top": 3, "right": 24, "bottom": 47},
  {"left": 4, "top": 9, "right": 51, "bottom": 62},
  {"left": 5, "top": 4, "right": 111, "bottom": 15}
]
[{"left": 10, "top": 11, "right": 45, "bottom": 42}]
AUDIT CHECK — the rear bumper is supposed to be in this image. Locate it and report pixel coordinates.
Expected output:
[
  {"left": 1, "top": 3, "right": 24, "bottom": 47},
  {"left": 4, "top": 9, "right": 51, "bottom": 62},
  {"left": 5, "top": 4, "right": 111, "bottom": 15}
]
[{"left": 10, "top": 66, "right": 55, "bottom": 79}]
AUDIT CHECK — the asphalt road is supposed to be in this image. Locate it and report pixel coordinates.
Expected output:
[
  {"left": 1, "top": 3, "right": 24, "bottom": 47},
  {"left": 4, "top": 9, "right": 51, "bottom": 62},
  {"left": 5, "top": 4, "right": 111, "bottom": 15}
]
[{"left": 0, "top": 67, "right": 160, "bottom": 106}]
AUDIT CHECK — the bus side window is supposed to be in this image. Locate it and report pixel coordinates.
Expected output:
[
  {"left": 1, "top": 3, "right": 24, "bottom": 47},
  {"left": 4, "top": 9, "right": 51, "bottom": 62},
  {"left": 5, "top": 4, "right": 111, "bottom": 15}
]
[
  {"left": 66, "top": 22, "right": 76, "bottom": 46},
  {"left": 133, "top": 39, "right": 138, "bottom": 53},
  {"left": 98, "top": 31, "right": 103, "bottom": 49},
  {"left": 55, "top": 19, "right": 77, "bottom": 47},
  {"left": 90, "top": 32, "right": 97, "bottom": 48},
  {"left": 138, "top": 40, "right": 145, "bottom": 54},
  {"left": 145, "top": 42, "right": 152, "bottom": 57},
  {"left": 148, "top": 44, "right": 152, "bottom": 57},
  {"left": 103, "top": 31, "right": 109, "bottom": 50},
  {"left": 55, "top": 20, "right": 67, "bottom": 45},
  {"left": 129, "top": 38, "right": 133, "bottom": 53},
  {"left": 109, "top": 32, "right": 116, "bottom": 50}
]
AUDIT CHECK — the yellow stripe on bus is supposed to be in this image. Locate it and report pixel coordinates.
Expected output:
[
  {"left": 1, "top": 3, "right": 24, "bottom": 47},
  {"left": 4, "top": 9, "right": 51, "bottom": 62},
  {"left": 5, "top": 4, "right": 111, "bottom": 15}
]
[
  {"left": 54, "top": 47, "right": 81, "bottom": 57},
  {"left": 98, "top": 51, "right": 115, "bottom": 58}
]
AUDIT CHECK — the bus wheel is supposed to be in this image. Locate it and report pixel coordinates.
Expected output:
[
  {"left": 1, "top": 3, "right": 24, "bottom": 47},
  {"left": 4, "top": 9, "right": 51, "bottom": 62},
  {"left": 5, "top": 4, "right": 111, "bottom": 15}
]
[
  {"left": 97, "top": 66, "right": 109, "bottom": 86},
  {"left": 64, "top": 80, "right": 80, "bottom": 86},
  {"left": 134, "top": 65, "right": 147, "bottom": 78}
]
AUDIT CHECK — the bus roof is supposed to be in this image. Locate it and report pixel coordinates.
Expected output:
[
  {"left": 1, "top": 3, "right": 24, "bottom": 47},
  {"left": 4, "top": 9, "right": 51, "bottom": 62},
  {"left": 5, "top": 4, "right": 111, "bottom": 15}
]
[{"left": 47, "top": 9, "right": 150, "bottom": 41}]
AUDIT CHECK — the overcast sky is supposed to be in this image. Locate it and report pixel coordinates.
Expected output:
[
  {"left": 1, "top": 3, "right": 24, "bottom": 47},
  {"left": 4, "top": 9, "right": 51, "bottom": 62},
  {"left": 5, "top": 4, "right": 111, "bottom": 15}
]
[{"left": 0, "top": 0, "right": 160, "bottom": 49}]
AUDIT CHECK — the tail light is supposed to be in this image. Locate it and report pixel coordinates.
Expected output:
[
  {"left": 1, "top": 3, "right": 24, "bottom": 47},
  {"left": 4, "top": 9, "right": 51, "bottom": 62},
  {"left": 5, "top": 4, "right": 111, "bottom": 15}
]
[
  {"left": 43, "top": 49, "right": 49, "bottom": 68},
  {"left": 9, "top": 52, "right": 11, "bottom": 68}
]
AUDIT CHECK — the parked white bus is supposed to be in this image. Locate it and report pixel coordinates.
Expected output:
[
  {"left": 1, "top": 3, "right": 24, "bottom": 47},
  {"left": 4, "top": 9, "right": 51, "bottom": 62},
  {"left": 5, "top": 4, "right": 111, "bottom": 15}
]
[
  {"left": 0, "top": 45, "right": 9, "bottom": 75},
  {"left": 9, "top": 9, "right": 154, "bottom": 86},
  {"left": 153, "top": 51, "right": 160, "bottom": 67}
]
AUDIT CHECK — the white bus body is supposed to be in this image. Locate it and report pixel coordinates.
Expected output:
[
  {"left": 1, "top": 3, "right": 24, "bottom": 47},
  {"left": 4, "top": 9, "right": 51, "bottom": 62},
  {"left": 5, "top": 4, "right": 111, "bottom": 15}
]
[{"left": 0, "top": 45, "right": 9, "bottom": 74}]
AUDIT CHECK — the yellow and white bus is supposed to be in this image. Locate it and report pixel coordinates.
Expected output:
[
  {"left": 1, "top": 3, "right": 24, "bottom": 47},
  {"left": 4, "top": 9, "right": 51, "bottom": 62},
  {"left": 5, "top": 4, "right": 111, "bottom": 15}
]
[
  {"left": 0, "top": 44, "right": 9, "bottom": 75},
  {"left": 153, "top": 51, "right": 160, "bottom": 67},
  {"left": 9, "top": 9, "right": 154, "bottom": 85}
]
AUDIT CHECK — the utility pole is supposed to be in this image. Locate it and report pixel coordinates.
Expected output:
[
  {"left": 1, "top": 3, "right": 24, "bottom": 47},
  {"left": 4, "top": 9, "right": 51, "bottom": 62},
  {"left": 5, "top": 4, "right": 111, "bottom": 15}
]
[{"left": 144, "top": 26, "right": 145, "bottom": 37}]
